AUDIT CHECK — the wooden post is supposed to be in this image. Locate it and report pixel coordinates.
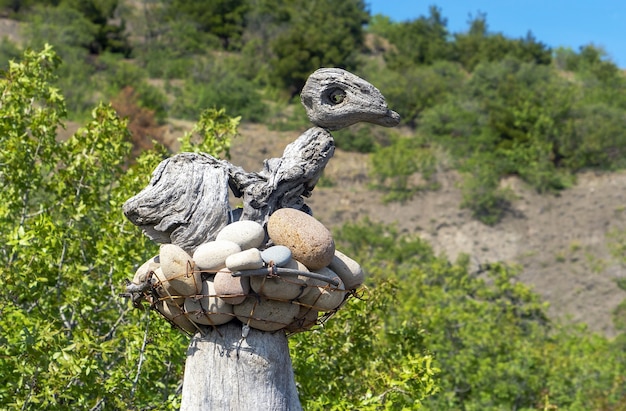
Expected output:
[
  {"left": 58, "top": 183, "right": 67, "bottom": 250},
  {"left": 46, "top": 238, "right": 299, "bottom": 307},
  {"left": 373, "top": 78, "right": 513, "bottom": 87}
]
[{"left": 180, "top": 324, "right": 301, "bottom": 411}]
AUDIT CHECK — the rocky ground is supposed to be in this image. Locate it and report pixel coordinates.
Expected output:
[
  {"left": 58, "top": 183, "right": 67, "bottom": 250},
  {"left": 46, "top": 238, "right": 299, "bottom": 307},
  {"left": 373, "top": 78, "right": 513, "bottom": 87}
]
[{"left": 231, "top": 123, "right": 626, "bottom": 337}]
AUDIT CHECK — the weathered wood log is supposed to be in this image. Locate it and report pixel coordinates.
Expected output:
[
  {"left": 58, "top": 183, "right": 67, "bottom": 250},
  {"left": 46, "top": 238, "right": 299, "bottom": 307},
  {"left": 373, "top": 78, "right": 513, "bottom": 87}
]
[{"left": 180, "top": 323, "right": 302, "bottom": 411}]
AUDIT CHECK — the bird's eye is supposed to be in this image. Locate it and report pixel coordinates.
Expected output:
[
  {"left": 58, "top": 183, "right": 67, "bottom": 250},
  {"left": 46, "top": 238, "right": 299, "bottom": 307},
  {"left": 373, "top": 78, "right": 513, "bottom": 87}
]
[{"left": 327, "top": 88, "right": 346, "bottom": 105}]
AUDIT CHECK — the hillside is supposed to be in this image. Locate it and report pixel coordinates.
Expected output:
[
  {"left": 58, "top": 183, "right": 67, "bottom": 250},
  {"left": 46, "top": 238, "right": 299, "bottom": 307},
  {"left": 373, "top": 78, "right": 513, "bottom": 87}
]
[
  {"left": 1, "top": 1, "right": 622, "bottom": 337},
  {"left": 232, "top": 122, "right": 626, "bottom": 337}
]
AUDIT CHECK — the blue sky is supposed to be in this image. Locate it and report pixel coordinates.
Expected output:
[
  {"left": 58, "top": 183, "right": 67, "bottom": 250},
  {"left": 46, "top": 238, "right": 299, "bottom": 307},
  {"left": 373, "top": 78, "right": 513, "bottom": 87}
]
[{"left": 366, "top": 1, "right": 626, "bottom": 68}]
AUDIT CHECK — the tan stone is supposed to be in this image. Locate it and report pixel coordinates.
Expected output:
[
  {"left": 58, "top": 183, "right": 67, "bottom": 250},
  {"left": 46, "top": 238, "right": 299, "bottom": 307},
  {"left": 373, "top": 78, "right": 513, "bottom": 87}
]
[
  {"left": 132, "top": 255, "right": 160, "bottom": 284},
  {"left": 213, "top": 268, "right": 250, "bottom": 305},
  {"left": 156, "top": 299, "right": 197, "bottom": 334},
  {"left": 299, "top": 267, "right": 346, "bottom": 312},
  {"left": 160, "top": 244, "right": 200, "bottom": 296},
  {"left": 267, "top": 208, "right": 335, "bottom": 270}
]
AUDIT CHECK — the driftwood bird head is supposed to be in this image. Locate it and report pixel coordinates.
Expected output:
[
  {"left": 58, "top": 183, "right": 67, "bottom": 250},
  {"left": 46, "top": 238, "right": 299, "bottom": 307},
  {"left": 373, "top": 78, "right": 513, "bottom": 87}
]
[{"left": 300, "top": 68, "right": 401, "bottom": 131}]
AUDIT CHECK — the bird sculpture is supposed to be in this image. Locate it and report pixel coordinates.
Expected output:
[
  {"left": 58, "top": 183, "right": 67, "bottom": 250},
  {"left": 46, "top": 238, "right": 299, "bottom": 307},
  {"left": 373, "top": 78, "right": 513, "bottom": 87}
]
[{"left": 122, "top": 68, "right": 400, "bottom": 254}]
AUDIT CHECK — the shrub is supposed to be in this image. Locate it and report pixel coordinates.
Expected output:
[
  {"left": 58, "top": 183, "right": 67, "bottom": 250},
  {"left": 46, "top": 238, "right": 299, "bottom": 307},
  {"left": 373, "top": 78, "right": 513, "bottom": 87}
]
[
  {"left": 370, "top": 134, "right": 441, "bottom": 203},
  {"left": 459, "top": 156, "right": 515, "bottom": 225},
  {"left": 362, "top": 59, "right": 465, "bottom": 126},
  {"left": 332, "top": 221, "right": 626, "bottom": 410},
  {"left": 169, "top": 57, "right": 267, "bottom": 122},
  {"left": 0, "top": 46, "right": 238, "bottom": 409},
  {"left": 0, "top": 37, "right": 23, "bottom": 69},
  {"left": 332, "top": 123, "right": 393, "bottom": 153}
]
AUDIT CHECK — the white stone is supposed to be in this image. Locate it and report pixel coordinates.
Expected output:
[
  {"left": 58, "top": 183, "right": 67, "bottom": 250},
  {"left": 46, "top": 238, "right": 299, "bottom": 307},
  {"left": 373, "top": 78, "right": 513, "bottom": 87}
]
[
  {"left": 193, "top": 240, "right": 242, "bottom": 271},
  {"left": 216, "top": 220, "right": 266, "bottom": 250},
  {"left": 225, "top": 248, "right": 264, "bottom": 271}
]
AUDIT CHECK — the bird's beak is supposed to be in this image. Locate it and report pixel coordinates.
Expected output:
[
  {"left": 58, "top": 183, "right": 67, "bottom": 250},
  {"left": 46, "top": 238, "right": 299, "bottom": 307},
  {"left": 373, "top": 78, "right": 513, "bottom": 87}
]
[{"left": 366, "top": 108, "right": 401, "bottom": 128}]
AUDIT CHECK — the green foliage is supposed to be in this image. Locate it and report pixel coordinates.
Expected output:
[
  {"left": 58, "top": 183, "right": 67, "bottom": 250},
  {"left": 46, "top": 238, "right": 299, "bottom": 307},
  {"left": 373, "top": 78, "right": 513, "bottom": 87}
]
[
  {"left": 379, "top": 9, "right": 550, "bottom": 73},
  {"left": 26, "top": 3, "right": 98, "bottom": 53},
  {"left": 165, "top": 0, "right": 248, "bottom": 50},
  {"left": 382, "top": 6, "right": 451, "bottom": 71},
  {"left": 245, "top": 0, "right": 369, "bottom": 93},
  {"left": 560, "top": 103, "right": 626, "bottom": 171},
  {"left": 364, "top": 60, "right": 466, "bottom": 126},
  {"left": 24, "top": 0, "right": 130, "bottom": 56},
  {"left": 96, "top": 52, "right": 168, "bottom": 121},
  {"left": 554, "top": 44, "right": 620, "bottom": 82},
  {"left": 24, "top": 4, "right": 98, "bottom": 118},
  {"left": 2, "top": 44, "right": 626, "bottom": 411},
  {"left": 291, "top": 284, "right": 439, "bottom": 410},
  {"left": 169, "top": 57, "right": 267, "bottom": 123},
  {"left": 370, "top": 135, "right": 441, "bottom": 203},
  {"left": 0, "top": 37, "right": 23, "bottom": 69},
  {"left": 332, "top": 220, "right": 626, "bottom": 410},
  {"left": 134, "top": 12, "right": 225, "bottom": 79},
  {"left": 0, "top": 0, "right": 57, "bottom": 15},
  {"left": 0, "top": 46, "right": 235, "bottom": 409},
  {"left": 178, "top": 107, "right": 239, "bottom": 158},
  {"left": 459, "top": 156, "right": 515, "bottom": 225},
  {"left": 403, "top": 58, "right": 624, "bottom": 222},
  {"left": 451, "top": 14, "right": 551, "bottom": 71},
  {"left": 366, "top": 13, "right": 395, "bottom": 39},
  {"left": 332, "top": 123, "right": 393, "bottom": 153},
  {"left": 266, "top": 96, "right": 311, "bottom": 132},
  {"left": 61, "top": 0, "right": 131, "bottom": 55}
]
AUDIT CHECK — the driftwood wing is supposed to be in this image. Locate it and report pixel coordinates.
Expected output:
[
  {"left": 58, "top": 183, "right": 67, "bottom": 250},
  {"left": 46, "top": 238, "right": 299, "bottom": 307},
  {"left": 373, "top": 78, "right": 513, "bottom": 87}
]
[{"left": 122, "top": 152, "right": 231, "bottom": 253}]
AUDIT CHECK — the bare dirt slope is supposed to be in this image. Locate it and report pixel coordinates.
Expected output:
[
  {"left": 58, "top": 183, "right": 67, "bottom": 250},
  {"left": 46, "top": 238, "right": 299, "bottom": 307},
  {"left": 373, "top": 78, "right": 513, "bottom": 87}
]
[{"left": 232, "top": 123, "right": 626, "bottom": 337}]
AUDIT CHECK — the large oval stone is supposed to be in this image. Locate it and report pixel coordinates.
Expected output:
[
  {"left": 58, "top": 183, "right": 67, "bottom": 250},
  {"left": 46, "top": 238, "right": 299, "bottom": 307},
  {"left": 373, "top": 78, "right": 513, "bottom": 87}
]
[
  {"left": 267, "top": 208, "right": 335, "bottom": 270},
  {"left": 214, "top": 268, "right": 250, "bottom": 305},
  {"left": 233, "top": 297, "right": 299, "bottom": 332},
  {"left": 160, "top": 244, "right": 200, "bottom": 296},
  {"left": 216, "top": 220, "right": 266, "bottom": 250},
  {"left": 328, "top": 249, "right": 364, "bottom": 290},
  {"left": 193, "top": 240, "right": 241, "bottom": 271},
  {"left": 299, "top": 267, "right": 345, "bottom": 312},
  {"left": 184, "top": 279, "right": 233, "bottom": 326}
]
